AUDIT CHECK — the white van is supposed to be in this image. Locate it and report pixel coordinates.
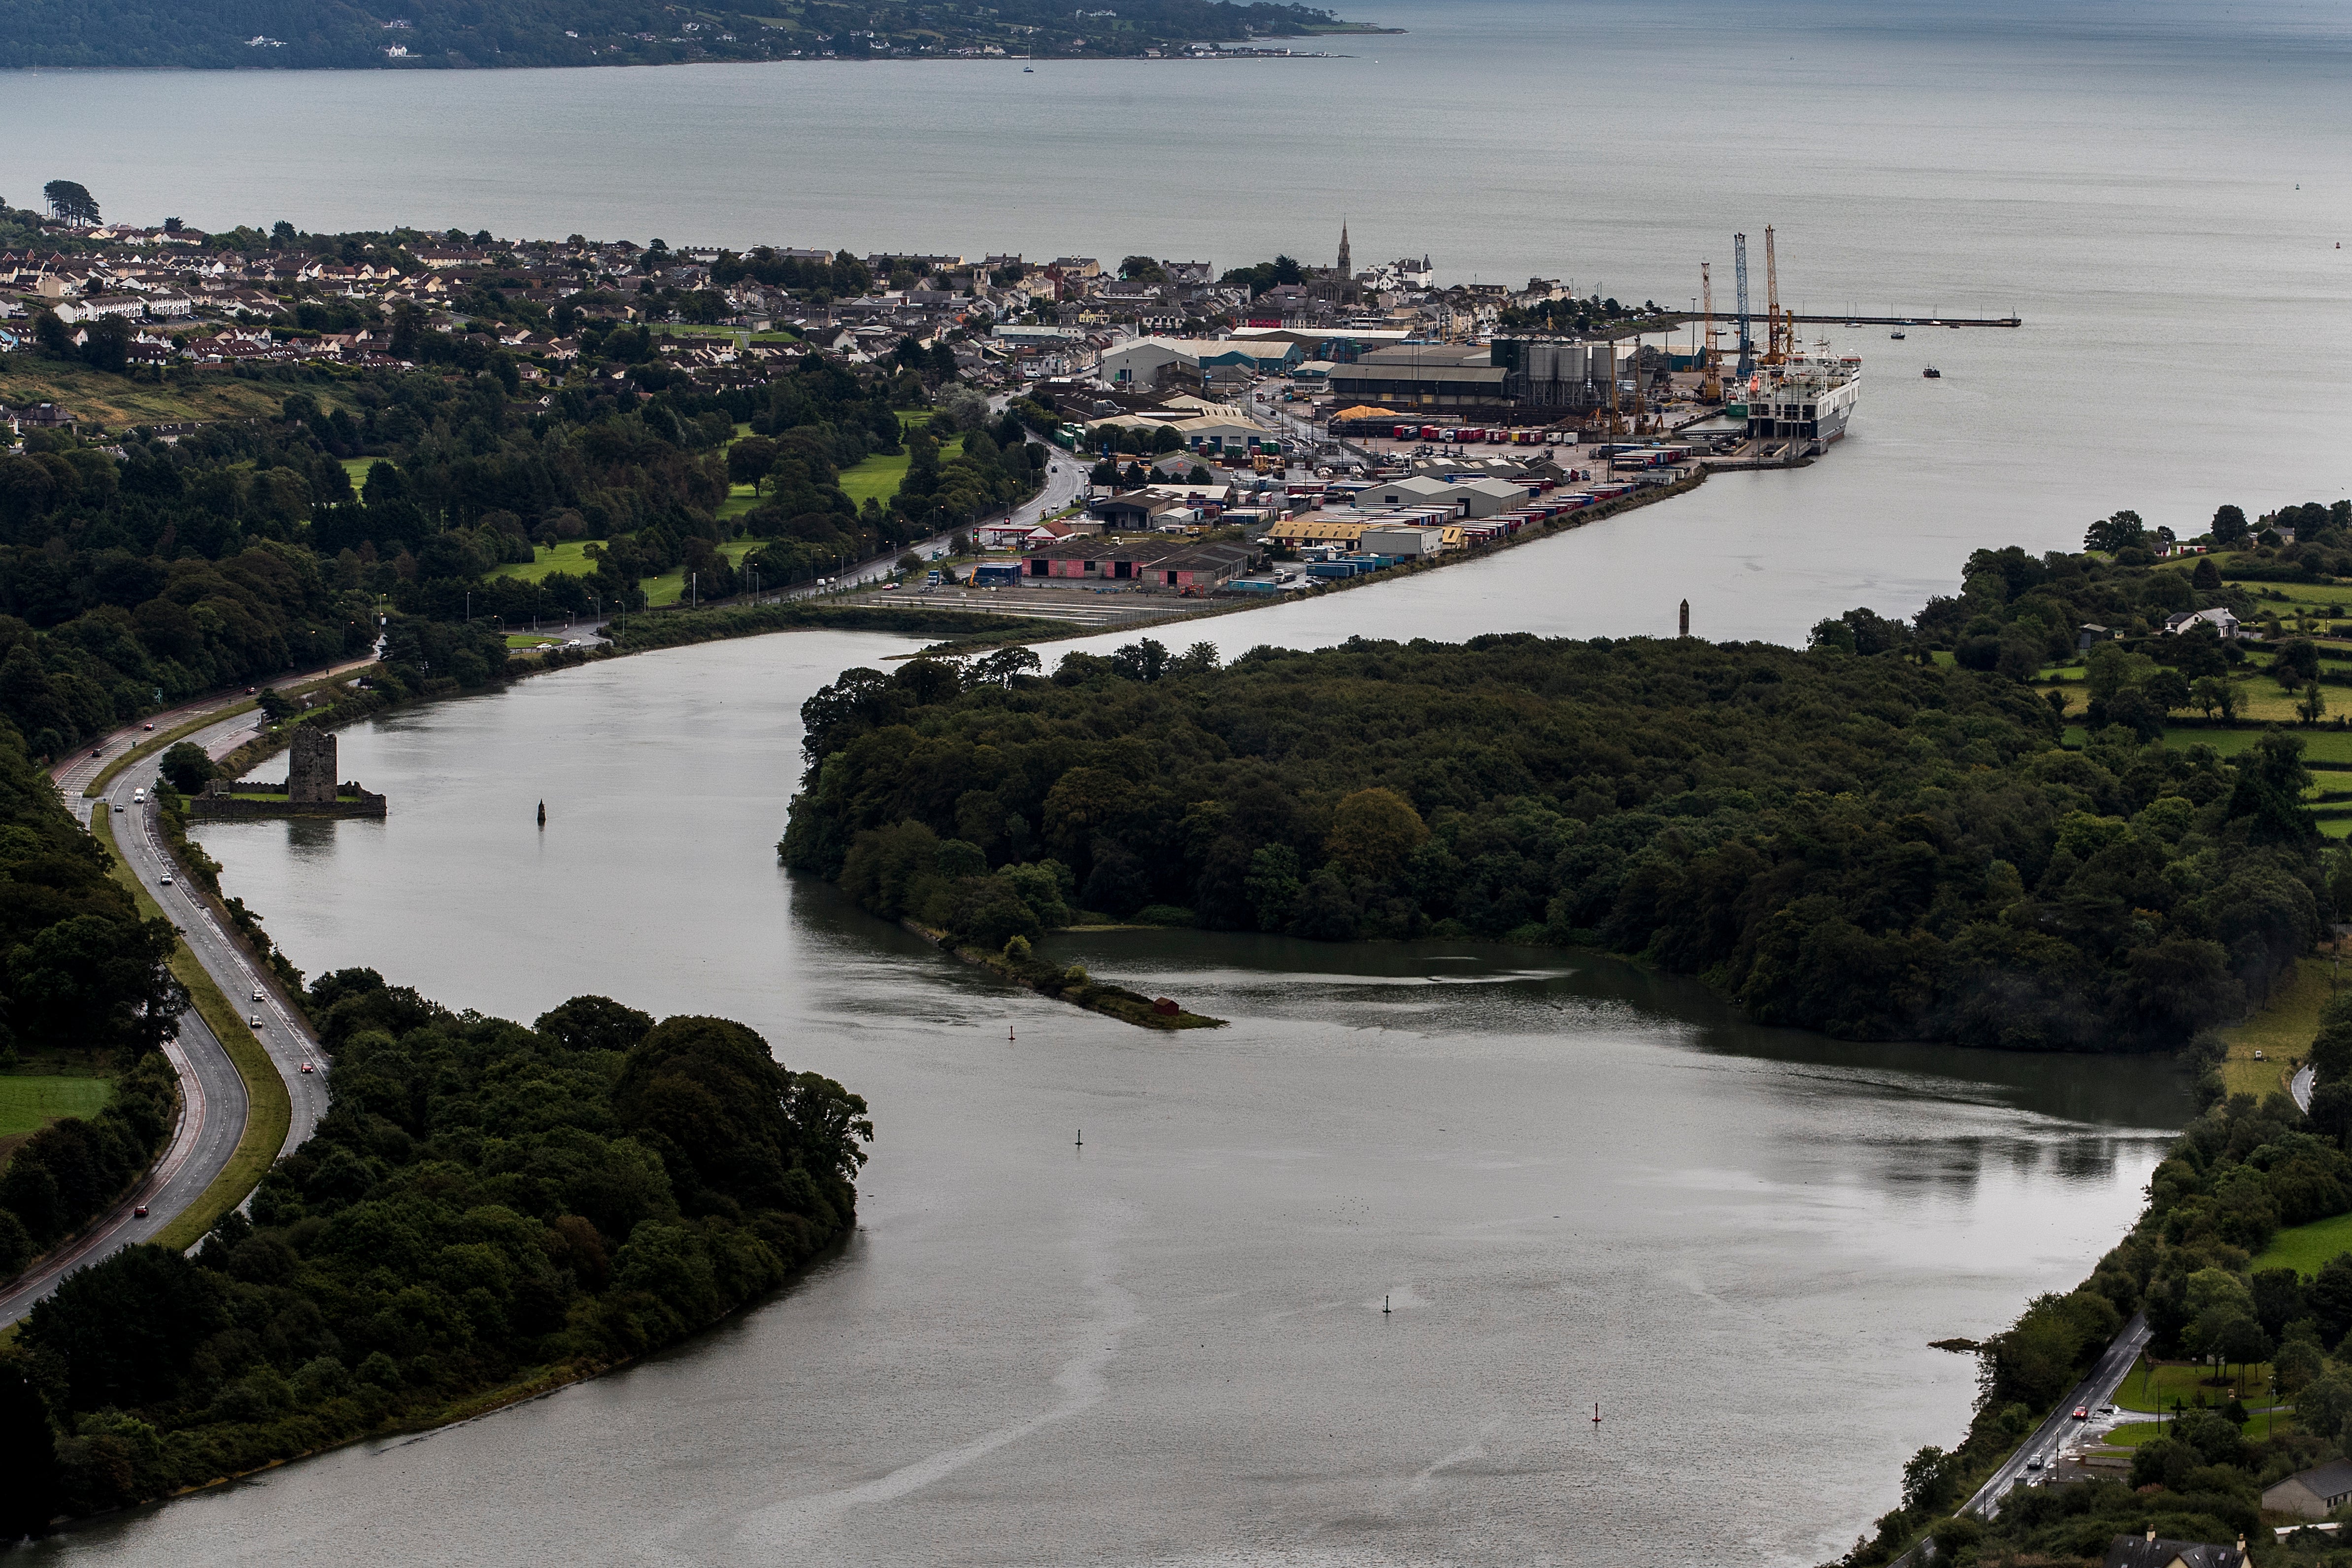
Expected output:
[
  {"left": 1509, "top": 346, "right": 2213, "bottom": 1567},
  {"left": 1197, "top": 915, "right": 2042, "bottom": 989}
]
[{"left": 133, "top": 788, "right": 146, "bottom": 803}]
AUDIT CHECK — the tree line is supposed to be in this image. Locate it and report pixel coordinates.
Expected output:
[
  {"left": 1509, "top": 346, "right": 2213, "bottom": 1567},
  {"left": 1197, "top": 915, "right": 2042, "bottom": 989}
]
[
  {"left": 785, "top": 547, "right": 2335, "bottom": 1053},
  {"left": 1, "top": 323, "right": 1035, "bottom": 760},
  {"left": 1846, "top": 997, "right": 2352, "bottom": 1566},
  {"left": 0, "top": 715, "right": 189, "bottom": 1283},
  {"left": 0, "top": 970, "right": 871, "bottom": 1534}
]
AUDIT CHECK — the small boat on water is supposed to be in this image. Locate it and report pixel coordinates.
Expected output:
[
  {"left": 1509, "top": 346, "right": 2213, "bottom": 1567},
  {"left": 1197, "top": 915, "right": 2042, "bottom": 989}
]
[
  {"left": 1023, "top": 65, "right": 1034, "bottom": 71},
  {"left": 1889, "top": 330, "right": 1906, "bottom": 340},
  {"left": 1922, "top": 367, "right": 1941, "bottom": 379}
]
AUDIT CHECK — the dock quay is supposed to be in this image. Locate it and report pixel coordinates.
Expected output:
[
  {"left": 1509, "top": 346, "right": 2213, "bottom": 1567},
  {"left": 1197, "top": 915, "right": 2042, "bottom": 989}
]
[{"left": 1786, "top": 313, "right": 2020, "bottom": 328}]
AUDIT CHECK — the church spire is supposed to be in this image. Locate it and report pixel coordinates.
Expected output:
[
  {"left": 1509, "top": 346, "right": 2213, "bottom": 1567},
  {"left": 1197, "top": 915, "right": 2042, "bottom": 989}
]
[{"left": 1337, "top": 219, "right": 1351, "bottom": 280}]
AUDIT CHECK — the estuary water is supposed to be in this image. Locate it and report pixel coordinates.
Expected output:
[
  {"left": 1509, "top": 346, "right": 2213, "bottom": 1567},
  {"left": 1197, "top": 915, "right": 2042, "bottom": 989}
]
[
  {"left": 7, "top": 0, "right": 2352, "bottom": 638},
  {"left": 30, "top": 630, "right": 2198, "bottom": 1568}
]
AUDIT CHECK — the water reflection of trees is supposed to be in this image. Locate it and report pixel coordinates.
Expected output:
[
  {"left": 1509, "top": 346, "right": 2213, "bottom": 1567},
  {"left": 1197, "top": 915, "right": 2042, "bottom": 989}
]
[{"left": 1859, "top": 1132, "right": 2175, "bottom": 1196}]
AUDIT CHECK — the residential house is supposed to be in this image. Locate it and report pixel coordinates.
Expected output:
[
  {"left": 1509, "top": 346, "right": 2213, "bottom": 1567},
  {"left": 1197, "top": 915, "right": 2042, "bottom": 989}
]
[
  {"left": 2163, "top": 607, "right": 2243, "bottom": 639},
  {"left": 2102, "top": 1530, "right": 2248, "bottom": 1568},
  {"left": 2263, "top": 1462, "right": 2352, "bottom": 1521}
]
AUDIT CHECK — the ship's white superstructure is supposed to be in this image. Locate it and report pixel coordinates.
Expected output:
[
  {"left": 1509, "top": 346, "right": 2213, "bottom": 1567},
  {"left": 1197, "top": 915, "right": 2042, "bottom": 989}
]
[{"left": 1741, "top": 353, "right": 1861, "bottom": 443}]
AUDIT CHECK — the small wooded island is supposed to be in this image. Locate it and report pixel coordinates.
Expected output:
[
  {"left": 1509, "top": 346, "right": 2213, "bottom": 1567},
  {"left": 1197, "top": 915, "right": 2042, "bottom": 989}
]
[{"left": 784, "top": 532, "right": 2334, "bottom": 1054}]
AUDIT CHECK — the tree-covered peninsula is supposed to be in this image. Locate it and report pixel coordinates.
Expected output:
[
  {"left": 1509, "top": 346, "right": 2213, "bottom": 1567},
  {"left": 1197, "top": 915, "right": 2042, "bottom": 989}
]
[
  {"left": 0, "top": 0, "right": 1377, "bottom": 70},
  {"left": 1843, "top": 1001, "right": 2352, "bottom": 1567},
  {"left": 0, "top": 977, "right": 870, "bottom": 1531},
  {"left": 783, "top": 544, "right": 2333, "bottom": 1053}
]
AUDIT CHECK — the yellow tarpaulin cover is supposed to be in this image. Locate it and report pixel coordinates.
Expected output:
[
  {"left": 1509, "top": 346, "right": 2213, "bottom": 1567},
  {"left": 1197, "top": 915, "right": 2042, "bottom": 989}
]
[{"left": 1333, "top": 405, "right": 1400, "bottom": 422}]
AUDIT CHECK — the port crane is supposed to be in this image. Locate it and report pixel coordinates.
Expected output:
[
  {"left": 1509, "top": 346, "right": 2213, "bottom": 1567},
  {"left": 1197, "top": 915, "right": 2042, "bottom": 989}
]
[
  {"left": 1763, "top": 225, "right": 1786, "bottom": 367},
  {"left": 1732, "top": 233, "right": 1753, "bottom": 379},
  {"left": 1699, "top": 261, "right": 1721, "bottom": 403}
]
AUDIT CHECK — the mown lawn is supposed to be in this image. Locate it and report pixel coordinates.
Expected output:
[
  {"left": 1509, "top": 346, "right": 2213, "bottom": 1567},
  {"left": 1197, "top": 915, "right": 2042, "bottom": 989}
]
[
  {"left": 839, "top": 431, "right": 969, "bottom": 507},
  {"left": 487, "top": 540, "right": 602, "bottom": 586},
  {"left": 2251, "top": 1210, "right": 2352, "bottom": 1279},
  {"left": 2115, "top": 1358, "right": 2269, "bottom": 1414},
  {"left": 0, "top": 1075, "right": 113, "bottom": 1140},
  {"left": 639, "top": 538, "right": 760, "bottom": 607}
]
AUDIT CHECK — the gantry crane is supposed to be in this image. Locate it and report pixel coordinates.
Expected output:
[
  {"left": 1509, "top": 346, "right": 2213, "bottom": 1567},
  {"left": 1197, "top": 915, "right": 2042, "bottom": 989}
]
[
  {"left": 1699, "top": 260, "right": 1721, "bottom": 403},
  {"left": 1733, "top": 233, "right": 1753, "bottom": 379},
  {"left": 1763, "top": 225, "right": 1786, "bottom": 367}
]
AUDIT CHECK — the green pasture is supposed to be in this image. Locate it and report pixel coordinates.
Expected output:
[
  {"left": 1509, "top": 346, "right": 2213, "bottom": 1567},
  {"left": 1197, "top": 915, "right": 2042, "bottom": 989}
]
[
  {"left": 0, "top": 1076, "right": 113, "bottom": 1141},
  {"left": 2252, "top": 1210, "right": 2352, "bottom": 1279}
]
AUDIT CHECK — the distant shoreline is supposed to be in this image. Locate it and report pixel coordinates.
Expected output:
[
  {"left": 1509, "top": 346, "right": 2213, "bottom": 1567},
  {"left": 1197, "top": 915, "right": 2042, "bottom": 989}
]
[{"left": 0, "top": 47, "right": 1397, "bottom": 71}]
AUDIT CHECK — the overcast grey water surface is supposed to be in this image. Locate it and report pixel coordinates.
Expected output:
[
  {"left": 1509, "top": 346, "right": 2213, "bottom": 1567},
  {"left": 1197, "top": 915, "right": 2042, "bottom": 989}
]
[
  {"left": 12, "top": 1, "right": 2339, "bottom": 1557},
  {"left": 24, "top": 631, "right": 2194, "bottom": 1568},
  {"left": 7, "top": 0, "right": 2352, "bottom": 640}
]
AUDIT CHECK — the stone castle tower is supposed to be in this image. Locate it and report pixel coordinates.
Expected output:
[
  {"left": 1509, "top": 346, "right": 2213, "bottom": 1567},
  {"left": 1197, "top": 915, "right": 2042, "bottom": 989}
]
[{"left": 287, "top": 724, "right": 336, "bottom": 805}]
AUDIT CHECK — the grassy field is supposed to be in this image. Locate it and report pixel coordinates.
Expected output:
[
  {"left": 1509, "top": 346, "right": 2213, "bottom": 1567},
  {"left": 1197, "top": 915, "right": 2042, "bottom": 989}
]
[
  {"left": 2219, "top": 955, "right": 2334, "bottom": 1100},
  {"left": 0, "top": 357, "right": 301, "bottom": 429},
  {"left": 489, "top": 538, "right": 763, "bottom": 608},
  {"left": 651, "top": 324, "right": 800, "bottom": 344},
  {"left": 2170, "top": 725, "right": 2352, "bottom": 764},
  {"left": 839, "top": 449, "right": 911, "bottom": 505},
  {"left": 0, "top": 1075, "right": 113, "bottom": 1140},
  {"left": 838, "top": 429, "right": 966, "bottom": 507},
  {"left": 2103, "top": 1410, "right": 2291, "bottom": 1447},
  {"left": 2115, "top": 1358, "right": 2269, "bottom": 1414},
  {"left": 2252, "top": 1210, "right": 2352, "bottom": 1278},
  {"left": 91, "top": 809, "right": 292, "bottom": 1251}
]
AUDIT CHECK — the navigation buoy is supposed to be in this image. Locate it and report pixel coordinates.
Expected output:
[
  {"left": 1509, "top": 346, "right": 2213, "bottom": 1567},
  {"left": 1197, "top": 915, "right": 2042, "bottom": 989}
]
[
  {"left": 1008, "top": 1022, "right": 1016, "bottom": 1042},
  {"left": 1383, "top": 1295, "right": 1391, "bottom": 1316},
  {"left": 536, "top": 800, "right": 546, "bottom": 827},
  {"left": 1075, "top": 1128, "right": 1082, "bottom": 1147},
  {"left": 1592, "top": 1402, "right": 1602, "bottom": 1425}
]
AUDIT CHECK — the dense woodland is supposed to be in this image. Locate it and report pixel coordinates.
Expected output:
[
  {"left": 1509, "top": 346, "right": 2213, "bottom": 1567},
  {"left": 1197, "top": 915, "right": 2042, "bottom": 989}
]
[
  {"left": 0, "top": 344, "right": 1039, "bottom": 761},
  {"left": 0, "top": 0, "right": 1358, "bottom": 69},
  {"left": 0, "top": 717, "right": 186, "bottom": 1284},
  {"left": 0, "top": 976, "right": 870, "bottom": 1532},
  {"left": 1845, "top": 992, "right": 2352, "bottom": 1568},
  {"left": 785, "top": 544, "right": 2340, "bottom": 1053}
]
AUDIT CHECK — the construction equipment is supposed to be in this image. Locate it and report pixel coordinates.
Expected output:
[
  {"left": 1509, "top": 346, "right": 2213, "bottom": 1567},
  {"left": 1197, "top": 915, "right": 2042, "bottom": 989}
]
[
  {"left": 1699, "top": 261, "right": 1722, "bottom": 403},
  {"left": 1733, "top": 234, "right": 1753, "bottom": 379},
  {"left": 1763, "top": 225, "right": 1786, "bottom": 367}
]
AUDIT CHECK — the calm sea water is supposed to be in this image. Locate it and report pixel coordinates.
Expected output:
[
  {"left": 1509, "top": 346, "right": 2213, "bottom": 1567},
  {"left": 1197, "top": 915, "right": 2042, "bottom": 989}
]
[
  {"left": 6, "top": 0, "right": 2352, "bottom": 639},
  {"left": 28, "top": 631, "right": 2192, "bottom": 1568}
]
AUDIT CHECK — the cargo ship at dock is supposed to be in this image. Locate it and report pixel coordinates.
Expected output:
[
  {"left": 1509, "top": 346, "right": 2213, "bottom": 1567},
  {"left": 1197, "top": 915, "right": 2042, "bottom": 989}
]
[{"left": 1738, "top": 354, "right": 1862, "bottom": 444}]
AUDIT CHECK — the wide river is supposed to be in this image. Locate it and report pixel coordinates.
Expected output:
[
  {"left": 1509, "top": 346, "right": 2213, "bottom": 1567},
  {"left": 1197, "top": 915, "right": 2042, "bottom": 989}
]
[
  {"left": 35, "top": 631, "right": 2191, "bottom": 1568},
  {"left": 9, "top": 1, "right": 2334, "bottom": 1557},
  {"left": 6, "top": 0, "right": 2351, "bottom": 640}
]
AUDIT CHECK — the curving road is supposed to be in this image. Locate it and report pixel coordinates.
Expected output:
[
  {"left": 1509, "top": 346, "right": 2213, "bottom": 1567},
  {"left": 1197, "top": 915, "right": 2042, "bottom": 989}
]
[
  {"left": 1963, "top": 1310, "right": 2151, "bottom": 1520},
  {"left": 6, "top": 689, "right": 337, "bottom": 1325}
]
